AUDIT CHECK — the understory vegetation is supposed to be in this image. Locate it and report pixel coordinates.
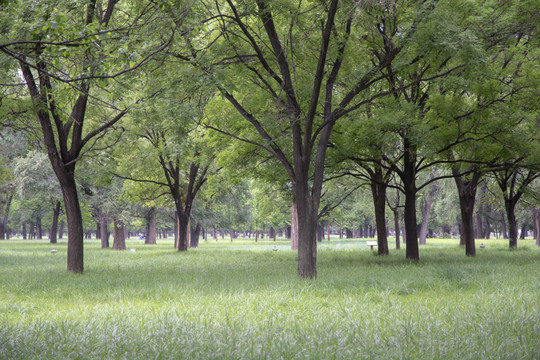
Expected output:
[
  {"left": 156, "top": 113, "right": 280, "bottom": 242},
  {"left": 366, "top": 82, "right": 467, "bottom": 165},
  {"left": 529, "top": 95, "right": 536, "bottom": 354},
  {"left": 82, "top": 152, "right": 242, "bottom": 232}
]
[{"left": 1, "top": 238, "right": 538, "bottom": 359}]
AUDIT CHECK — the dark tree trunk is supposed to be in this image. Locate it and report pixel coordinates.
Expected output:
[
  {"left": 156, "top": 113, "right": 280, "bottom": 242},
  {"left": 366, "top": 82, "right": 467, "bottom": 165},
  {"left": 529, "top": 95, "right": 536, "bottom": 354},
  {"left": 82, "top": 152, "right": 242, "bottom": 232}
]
[
  {"left": 190, "top": 222, "right": 201, "bottom": 248},
  {"left": 370, "top": 169, "right": 389, "bottom": 255},
  {"left": 145, "top": 207, "right": 157, "bottom": 245},
  {"left": 270, "top": 226, "right": 276, "bottom": 241},
  {"left": 22, "top": 223, "right": 27, "bottom": 240},
  {"left": 49, "top": 200, "right": 61, "bottom": 244},
  {"left": 453, "top": 169, "right": 480, "bottom": 256},
  {"left": 401, "top": 139, "right": 418, "bottom": 260},
  {"left": 505, "top": 202, "right": 518, "bottom": 248},
  {"left": 319, "top": 223, "right": 324, "bottom": 242},
  {"left": 62, "top": 178, "right": 85, "bottom": 272},
  {"left": 519, "top": 221, "right": 527, "bottom": 240},
  {"left": 113, "top": 219, "right": 126, "bottom": 250},
  {"left": 176, "top": 211, "right": 189, "bottom": 251}
]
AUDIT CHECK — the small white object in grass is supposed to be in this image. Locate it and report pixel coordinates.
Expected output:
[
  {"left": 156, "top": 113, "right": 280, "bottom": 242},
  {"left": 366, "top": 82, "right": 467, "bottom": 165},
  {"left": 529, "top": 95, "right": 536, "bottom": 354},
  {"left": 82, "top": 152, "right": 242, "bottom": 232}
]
[
  {"left": 480, "top": 243, "right": 485, "bottom": 248},
  {"left": 130, "top": 248, "right": 136, "bottom": 252},
  {"left": 50, "top": 249, "right": 57, "bottom": 253},
  {"left": 272, "top": 246, "right": 278, "bottom": 251},
  {"left": 336, "top": 243, "right": 341, "bottom": 247}
]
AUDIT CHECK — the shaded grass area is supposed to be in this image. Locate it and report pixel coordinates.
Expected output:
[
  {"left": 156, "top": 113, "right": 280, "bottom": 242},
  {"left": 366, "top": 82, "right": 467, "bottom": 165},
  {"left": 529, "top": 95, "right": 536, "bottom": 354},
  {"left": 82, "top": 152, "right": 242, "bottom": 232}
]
[{"left": 0, "top": 238, "right": 539, "bottom": 359}]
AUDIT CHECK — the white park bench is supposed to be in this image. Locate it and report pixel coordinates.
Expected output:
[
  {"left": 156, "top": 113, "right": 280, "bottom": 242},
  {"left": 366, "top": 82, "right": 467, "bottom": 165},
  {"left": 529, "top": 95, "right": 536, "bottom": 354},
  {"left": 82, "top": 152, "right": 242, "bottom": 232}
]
[{"left": 366, "top": 241, "right": 377, "bottom": 250}]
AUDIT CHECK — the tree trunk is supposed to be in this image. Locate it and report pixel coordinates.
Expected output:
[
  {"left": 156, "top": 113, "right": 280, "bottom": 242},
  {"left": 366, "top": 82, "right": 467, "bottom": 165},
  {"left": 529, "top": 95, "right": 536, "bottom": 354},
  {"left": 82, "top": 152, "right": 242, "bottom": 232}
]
[
  {"left": 176, "top": 211, "right": 189, "bottom": 251},
  {"left": 327, "top": 222, "right": 331, "bottom": 241},
  {"left": 113, "top": 219, "right": 126, "bottom": 250},
  {"left": 533, "top": 209, "right": 540, "bottom": 246},
  {"left": 519, "top": 221, "right": 527, "bottom": 240},
  {"left": 58, "top": 220, "right": 64, "bottom": 239},
  {"left": 36, "top": 215, "right": 42, "bottom": 239},
  {"left": 190, "top": 222, "right": 201, "bottom": 248},
  {"left": 295, "top": 184, "right": 317, "bottom": 278},
  {"left": 62, "top": 178, "right": 84, "bottom": 272},
  {"left": 22, "top": 223, "right": 27, "bottom": 240},
  {"left": 419, "top": 184, "right": 436, "bottom": 245},
  {"left": 269, "top": 226, "right": 276, "bottom": 241},
  {"left": 291, "top": 198, "right": 299, "bottom": 250},
  {"left": 371, "top": 171, "right": 389, "bottom": 255},
  {"left": 99, "top": 210, "right": 109, "bottom": 249},
  {"left": 393, "top": 209, "right": 400, "bottom": 250},
  {"left": 505, "top": 202, "right": 518, "bottom": 248},
  {"left": 402, "top": 140, "right": 418, "bottom": 260},
  {"left": 174, "top": 213, "right": 179, "bottom": 248},
  {"left": 454, "top": 170, "right": 480, "bottom": 256},
  {"left": 49, "top": 200, "right": 61, "bottom": 244},
  {"left": 145, "top": 207, "right": 157, "bottom": 245},
  {"left": 0, "top": 194, "right": 12, "bottom": 240},
  {"left": 474, "top": 213, "right": 484, "bottom": 239}
]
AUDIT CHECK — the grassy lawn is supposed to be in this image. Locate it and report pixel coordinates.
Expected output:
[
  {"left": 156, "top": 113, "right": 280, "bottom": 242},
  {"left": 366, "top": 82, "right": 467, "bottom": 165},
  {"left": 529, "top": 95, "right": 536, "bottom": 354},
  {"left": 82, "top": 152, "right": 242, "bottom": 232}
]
[{"left": 0, "top": 237, "right": 539, "bottom": 359}]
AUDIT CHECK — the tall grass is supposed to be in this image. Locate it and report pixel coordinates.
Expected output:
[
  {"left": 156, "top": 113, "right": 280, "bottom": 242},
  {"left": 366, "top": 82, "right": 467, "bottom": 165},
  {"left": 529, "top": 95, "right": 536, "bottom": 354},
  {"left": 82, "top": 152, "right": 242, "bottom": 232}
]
[{"left": 0, "top": 238, "right": 539, "bottom": 359}]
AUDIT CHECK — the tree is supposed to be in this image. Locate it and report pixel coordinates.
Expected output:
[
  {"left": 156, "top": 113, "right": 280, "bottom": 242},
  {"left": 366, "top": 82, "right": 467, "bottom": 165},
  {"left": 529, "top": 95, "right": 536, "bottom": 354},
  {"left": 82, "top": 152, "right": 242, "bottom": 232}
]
[
  {"left": 188, "top": 0, "right": 428, "bottom": 277},
  {"left": 115, "top": 61, "right": 215, "bottom": 252},
  {"left": 0, "top": 0, "right": 174, "bottom": 272}
]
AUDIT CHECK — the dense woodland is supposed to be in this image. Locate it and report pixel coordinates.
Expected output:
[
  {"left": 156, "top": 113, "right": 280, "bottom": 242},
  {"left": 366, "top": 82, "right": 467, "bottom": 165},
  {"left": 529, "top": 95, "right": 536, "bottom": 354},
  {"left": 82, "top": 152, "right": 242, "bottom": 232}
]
[{"left": 0, "top": 0, "right": 539, "bottom": 277}]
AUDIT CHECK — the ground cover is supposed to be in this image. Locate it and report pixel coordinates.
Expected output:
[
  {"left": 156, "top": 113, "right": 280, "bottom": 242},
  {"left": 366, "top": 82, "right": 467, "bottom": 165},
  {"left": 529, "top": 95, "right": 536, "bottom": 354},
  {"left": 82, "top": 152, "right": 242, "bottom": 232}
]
[{"left": 0, "top": 238, "right": 538, "bottom": 359}]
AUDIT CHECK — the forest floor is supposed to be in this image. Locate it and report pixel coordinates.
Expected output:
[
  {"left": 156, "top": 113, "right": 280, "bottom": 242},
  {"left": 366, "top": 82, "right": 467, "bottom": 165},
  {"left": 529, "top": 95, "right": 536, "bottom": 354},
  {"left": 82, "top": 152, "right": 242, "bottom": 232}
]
[{"left": 0, "top": 237, "right": 539, "bottom": 359}]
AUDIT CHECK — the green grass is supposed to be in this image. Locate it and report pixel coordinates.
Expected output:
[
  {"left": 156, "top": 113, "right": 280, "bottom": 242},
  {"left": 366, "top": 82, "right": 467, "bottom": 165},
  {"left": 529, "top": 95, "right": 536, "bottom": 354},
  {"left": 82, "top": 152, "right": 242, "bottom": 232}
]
[{"left": 1, "top": 237, "right": 539, "bottom": 359}]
